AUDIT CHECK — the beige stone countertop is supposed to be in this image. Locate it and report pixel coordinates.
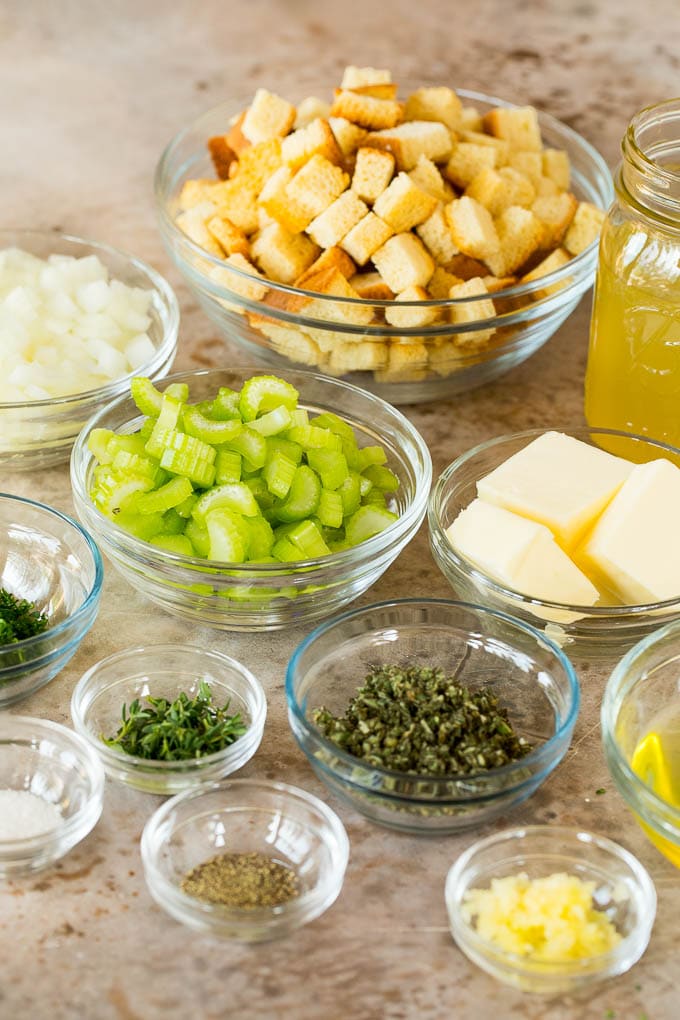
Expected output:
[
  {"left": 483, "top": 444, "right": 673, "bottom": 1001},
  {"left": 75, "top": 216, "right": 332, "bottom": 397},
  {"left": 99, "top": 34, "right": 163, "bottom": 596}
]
[{"left": 2, "top": 1, "right": 679, "bottom": 1018}]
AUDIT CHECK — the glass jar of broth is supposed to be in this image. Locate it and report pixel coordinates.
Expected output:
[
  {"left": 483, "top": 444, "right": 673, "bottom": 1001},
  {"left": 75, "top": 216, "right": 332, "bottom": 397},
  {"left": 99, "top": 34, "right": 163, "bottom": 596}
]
[{"left": 585, "top": 98, "right": 680, "bottom": 446}]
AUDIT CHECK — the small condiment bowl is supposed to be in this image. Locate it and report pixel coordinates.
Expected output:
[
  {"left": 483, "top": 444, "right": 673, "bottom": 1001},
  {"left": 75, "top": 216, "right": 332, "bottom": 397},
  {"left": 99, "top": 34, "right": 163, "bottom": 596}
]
[
  {"left": 70, "top": 644, "right": 266, "bottom": 795},
  {"left": 140, "top": 778, "right": 349, "bottom": 941},
  {"left": 602, "top": 619, "right": 680, "bottom": 868},
  {"left": 0, "top": 716, "right": 104, "bottom": 877},
  {"left": 0, "top": 493, "right": 103, "bottom": 708},
  {"left": 445, "top": 825, "right": 656, "bottom": 995},
  {"left": 286, "top": 598, "right": 579, "bottom": 834}
]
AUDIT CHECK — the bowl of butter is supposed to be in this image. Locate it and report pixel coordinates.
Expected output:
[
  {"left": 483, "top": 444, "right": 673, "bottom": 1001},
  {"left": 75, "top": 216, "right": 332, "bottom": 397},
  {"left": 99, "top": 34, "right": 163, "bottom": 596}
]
[{"left": 428, "top": 427, "right": 680, "bottom": 657}]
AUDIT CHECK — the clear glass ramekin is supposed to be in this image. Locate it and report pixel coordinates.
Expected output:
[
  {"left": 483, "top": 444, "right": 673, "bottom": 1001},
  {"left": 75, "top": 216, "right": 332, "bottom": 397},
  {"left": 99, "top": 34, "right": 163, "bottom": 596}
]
[
  {"left": 71, "top": 643, "right": 267, "bottom": 795},
  {"left": 70, "top": 366, "right": 431, "bottom": 631},
  {"left": 141, "top": 778, "right": 349, "bottom": 941},
  {"left": 0, "top": 230, "right": 179, "bottom": 470},
  {"left": 286, "top": 598, "right": 579, "bottom": 834}
]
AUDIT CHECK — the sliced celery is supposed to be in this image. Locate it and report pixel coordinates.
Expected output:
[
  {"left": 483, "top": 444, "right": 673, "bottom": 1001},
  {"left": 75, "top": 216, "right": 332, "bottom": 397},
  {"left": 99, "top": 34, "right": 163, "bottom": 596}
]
[
  {"left": 214, "top": 449, "right": 242, "bottom": 484},
  {"left": 271, "top": 536, "right": 305, "bottom": 562},
  {"left": 164, "top": 382, "right": 190, "bottom": 402},
  {"left": 244, "top": 476, "right": 275, "bottom": 509},
  {"left": 265, "top": 436, "right": 303, "bottom": 465},
  {"left": 286, "top": 424, "right": 340, "bottom": 449},
  {"left": 184, "top": 518, "right": 210, "bottom": 557},
  {"left": 223, "top": 427, "right": 267, "bottom": 469},
  {"left": 205, "top": 508, "right": 249, "bottom": 562},
  {"left": 134, "top": 476, "right": 193, "bottom": 515},
  {"left": 264, "top": 450, "right": 297, "bottom": 499},
  {"left": 161, "top": 508, "right": 186, "bottom": 534},
  {"left": 345, "top": 505, "right": 397, "bottom": 545},
  {"left": 88, "top": 428, "right": 116, "bottom": 465},
  {"left": 306, "top": 449, "right": 349, "bottom": 490},
  {"left": 312, "top": 412, "right": 355, "bottom": 443},
  {"left": 239, "top": 375, "right": 298, "bottom": 422},
  {"left": 247, "top": 405, "right": 292, "bottom": 436},
  {"left": 287, "top": 520, "right": 330, "bottom": 557},
  {"left": 192, "top": 483, "right": 260, "bottom": 521},
  {"left": 114, "top": 509, "right": 166, "bottom": 541},
  {"left": 273, "top": 465, "right": 321, "bottom": 523},
  {"left": 362, "top": 488, "right": 388, "bottom": 508},
  {"left": 183, "top": 405, "right": 242, "bottom": 446},
  {"left": 151, "top": 534, "right": 195, "bottom": 556},
  {"left": 317, "top": 489, "right": 344, "bottom": 528},
  {"left": 361, "top": 464, "right": 400, "bottom": 492},
  {"left": 145, "top": 394, "right": 185, "bottom": 458},
  {"left": 211, "top": 387, "right": 241, "bottom": 421},
  {"left": 337, "top": 472, "right": 362, "bottom": 516},
  {"left": 131, "top": 377, "right": 164, "bottom": 417},
  {"left": 357, "top": 445, "right": 388, "bottom": 470},
  {"left": 175, "top": 493, "right": 199, "bottom": 518},
  {"left": 245, "top": 516, "right": 275, "bottom": 559}
]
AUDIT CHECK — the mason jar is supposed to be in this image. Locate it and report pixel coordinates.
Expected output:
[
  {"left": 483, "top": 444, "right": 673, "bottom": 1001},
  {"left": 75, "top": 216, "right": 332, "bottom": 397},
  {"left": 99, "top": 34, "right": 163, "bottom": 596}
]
[{"left": 585, "top": 98, "right": 680, "bottom": 447}]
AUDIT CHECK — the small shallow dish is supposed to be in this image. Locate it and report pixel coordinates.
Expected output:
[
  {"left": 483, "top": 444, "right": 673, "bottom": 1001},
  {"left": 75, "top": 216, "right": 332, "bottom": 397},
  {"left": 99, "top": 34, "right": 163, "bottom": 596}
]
[
  {"left": 71, "top": 643, "right": 266, "bottom": 794},
  {"left": 602, "top": 620, "right": 680, "bottom": 868},
  {"left": 286, "top": 598, "right": 579, "bottom": 834},
  {"left": 0, "top": 716, "right": 104, "bottom": 876},
  {"left": 0, "top": 494, "right": 103, "bottom": 707},
  {"left": 155, "top": 86, "right": 613, "bottom": 406},
  {"left": 141, "top": 778, "right": 349, "bottom": 941},
  {"left": 71, "top": 366, "right": 431, "bottom": 631},
  {"left": 0, "top": 229, "right": 179, "bottom": 470},
  {"left": 428, "top": 427, "right": 680, "bottom": 659},
  {"left": 445, "top": 825, "right": 656, "bottom": 995}
]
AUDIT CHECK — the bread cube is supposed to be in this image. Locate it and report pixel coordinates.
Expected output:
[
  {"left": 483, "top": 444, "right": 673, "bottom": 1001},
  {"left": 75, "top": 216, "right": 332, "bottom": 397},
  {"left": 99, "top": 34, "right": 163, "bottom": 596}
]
[
  {"left": 296, "top": 246, "right": 357, "bottom": 287},
  {"left": 460, "top": 130, "right": 511, "bottom": 165},
  {"left": 257, "top": 321, "right": 324, "bottom": 367},
  {"left": 341, "top": 66, "right": 392, "bottom": 88},
  {"left": 329, "top": 117, "right": 368, "bottom": 156},
  {"left": 385, "top": 285, "right": 441, "bottom": 327},
  {"left": 258, "top": 167, "right": 310, "bottom": 234},
  {"left": 445, "top": 196, "right": 500, "bottom": 262},
  {"left": 206, "top": 216, "right": 250, "bottom": 258},
  {"left": 483, "top": 106, "right": 542, "bottom": 151},
  {"left": 466, "top": 166, "right": 535, "bottom": 215},
  {"left": 416, "top": 204, "right": 459, "bottom": 264},
  {"left": 444, "top": 143, "right": 499, "bottom": 189},
  {"left": 408, "top": 155, "right": 452, "bottom": 203},
  {"left": 352, "top": 147, "right": 396, "bottom": 203},
  {"left": 374, "top": 340, "right": 429, "bottom": 382},
  {"left": 226, "top": 112, "right": 251, "bottom": 156},
  {"left": 534, "top": 176, "right": 560, "bottom": 198},
  {"left": 290, "top": 267, "right": 374, "bottom": 327},
  {"left": 232, "top": 139, "right": 283, "bottom": 195},
  {"left": 306, "top": 191, "right": 368, "bottom": 248},
  {"left": 521, "top": 247, "right": 572, "bottom": 299},
  {"left": 372, "top": 233, "right": 435, "bottom": 292},
  {"left": 250, "top": 222, "right": 320, "bottom": 283},
  {"left": 330, "top": 90, "right": 404, "bottom": 130},
  {"left": 207, "top": 136, "right": 236, "bottom": 179},
  {"left": 542, "top": 148, "right": 571, "bottom": 190},
  {"left": 507, "top": 150, "right": 543, "bottom": 186},
  {"left": 340, "top": 212, "right": 393, "bottom": 266},
  {"left": 427, "top": 266, "right": 464, "bottom": 299},
  {"left": 460, "top": 106, "right": 483, "bottom": 132},
  {"left": 445, "top": 253, "right": 491, "bottom": 280},
  {"left": 242, "top": 88, "right": 296, "bottom": 144},
  {"left": 179, "top": 179, "right": 215, "bottom": 211},
  {"left": 281, "top": 118, "right": 343, "bottom": 169},
  {"left": 373, "top": 172, "right": 438, "bottom": 232},
  {"left": 365, "top": 121, "right": 452, "bottom": 170},
  {"left": 531, "top": 192, "right": 579, "bottom": 247},
  {"left": 485, "top": 206, "right": 544, "bottom": 277},
  {"left": 286, "top": 154, "right": 350, "bottom": 221},
  {"left": 212, "top": 253, "right": 269, "bottom": 302},
  {"left": 563, "top": 202, "right": 606, "bottom": 255},
  {"left": 404, "top": 86, "right": 463, "bottom": 131},
  {"left": 449, "top": 277, "right": 496, "bottom": 346},
  {"left": 209, "top": 179, "right": 260, "bottom": 234},
  {"left": 328, "top": 338, "right": 388, "bottom": 375},
  {"left": 176, "top": 206, "right": 223, "bottom": 256},
  {"left": 348, "top": 271, "right": 394, "bottom": 300},
  {"left": 294, "top": 97, "right": 332, "bottom": 129}
]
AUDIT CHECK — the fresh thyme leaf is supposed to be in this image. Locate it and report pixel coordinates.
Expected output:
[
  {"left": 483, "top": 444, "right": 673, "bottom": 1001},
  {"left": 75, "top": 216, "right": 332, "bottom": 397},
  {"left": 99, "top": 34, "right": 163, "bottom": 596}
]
[
  {"left": 102, "top": 682, "right": 247, "bottom": 761},
  {"left": 0, "top": 588, "right": 49, "bottom": 645}
]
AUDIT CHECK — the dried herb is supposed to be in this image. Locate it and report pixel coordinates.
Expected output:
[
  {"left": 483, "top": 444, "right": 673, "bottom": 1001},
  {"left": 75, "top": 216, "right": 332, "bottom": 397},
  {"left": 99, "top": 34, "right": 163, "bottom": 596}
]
[
  {"left": 181, "top": 851, "right": 300, "bottom": 908},
  {"left": 102, "top": 680, "right": 247, "bottom": 761},
  {"left": 0, "top": 588, "right": 49, "bottom": 646},
  {"left": 313, "top": 664, "right": 532, "bottom": 775}
]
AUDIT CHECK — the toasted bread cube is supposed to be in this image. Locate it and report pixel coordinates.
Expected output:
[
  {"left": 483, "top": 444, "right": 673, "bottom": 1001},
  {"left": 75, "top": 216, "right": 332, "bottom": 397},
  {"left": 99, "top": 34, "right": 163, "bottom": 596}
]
[
  {"left": 535, "top": 176, "right": 560, "bottom": 197},
  {"left": 521, "top": 247, "right": 572, "bottom": 299},
  {"left": 242, "top": 88, "right": 296, "bottom": 144},
  {"left": 428, "top": 266, "right": 464, "bottom": 299},
  {"left": 307, "top": 191, "right": 368, "bottom": 247},
  {"left": 257, "top": 321, "right": 324, "bottom": 367},
  {"left": 449, "top": 277, "right": 496, "bottom": 346},
  {"left": 176, "top": 205, "right": 223, "bottom": 256},
  {"left": 403, "top": 86, "right": 463, "bottom": 132},
  {"left": 542, "top": 149, "right": 571, "bottom": 190},
  {"left": 482, "top": 274, "right": 518, "bottom": 293},
  {"left": 416, "top": 204, "right": 459, "bottom": 264},
  {"left": 460, "top": 106, "right": 483, "bottom": 132},
  {"left": 563, "top": 202, "right": 606, "bottom": 255},
  {"left": 485, "top": 206, "right": 545, "bottom": 277},
  {"left": 466, "top": 166, "right": 535, "bottom": 215},
  {"left": 497, "top": 167, "right": 536, "bottom": 207},
  {"left": 340, "top": 212, "right": 393, "bottom": 266},
  {"left": 208, "top": 179, "right": 260, "bottom": 234},
  {"left": 483, "top": 106, "right": 542, "bottom": 152},
  {"left": 259, "top": 167, "right": 310, "bottom": 234},
  {"left": 232, "top": 139, "right": 283, "bottom": 195},
  {"left": 374, "top": 340, "right": 429, "bottom": 382},
  {"left": 291, "top": 267, "right": 374, "bottom": 327},
  {"left": 294, "top": 97, "right": 331, "bottom": 129},
  {"left": 444, "top": 143, "right": 499, "bottom": 189},
  {"left": 328, "top": 338, "right": 388, "bottom": 375},
  {"left": 296, "top": 246, "right": 357, "bottom": 286},
  {"left": 330, "top": 90, "right": 404, "bottom": 131},
  {"left": 211, "top": 253, "right": 269, "bottom": 303},
  {"left": 446, "top": 196, "right": 500, "bottom": 262},
  {"left": 445, "top": 253, "right": 491, "bottom": 280},
  {"left": 207, "top": 136, "right": 236, "bottom": 179},
  {"left": 372, "top": 233, "right": 435, "bottom": 292},
  {"left": 408, "top": 155, "right": 453, "bottom": 203},
  {"left": 351, "top": 83, "right": 398, "bottom": 100},
  {"left": 281, "top": 118, "right": 343, "bottom": 169},
  {"left": 385, "top": 285, "right": 441, "bottom": 327},
  {"left": 329, "top": 117, "right": 368, "bottom": 156},
  {"left": 178, "top": 179, "right": 215, "bottom": 211},
  {"left": 365, "top": 121, "right": 452, "bottom": 171},
  {"left": 532, "top": 192, "right": 579, "bottom": 247},
  {"left": 507, "top": 150, "right": 543, "bottom": 186},
  {"left": 341, "top": 66, "right": 392, "bottom": 88},
  {"left": 352, "top": 147, "right": 396, "bottom": 203},
  {"left": 251, "top": 222, "right": 320, "bottom": 284},
  {"left": 226, "top": 112, "right": 251, "bottom": 156},
  {"left": 428, "top": 339, "right": 469, "bottom": 376},
  {"left": 206, "top": 216, "right": 250, "bottom": 258},
  {"left": 373, "top": 172, "right": 438, "bottom": 232},
  {"left": 348, "top": 271, "right": 394, "bottom": 300},
  {"left": 286, "top": 154, "right": 350, "bottom": 221},
  {"left": 460, "top": 131, "right": 510, "bottom": 165}
]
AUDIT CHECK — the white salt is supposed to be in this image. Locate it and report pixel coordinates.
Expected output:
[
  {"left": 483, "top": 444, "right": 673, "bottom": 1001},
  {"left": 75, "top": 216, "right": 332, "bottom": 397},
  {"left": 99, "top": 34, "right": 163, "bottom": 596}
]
[{"left": 0, "top": 789, "right": 62, "bottom": 840}]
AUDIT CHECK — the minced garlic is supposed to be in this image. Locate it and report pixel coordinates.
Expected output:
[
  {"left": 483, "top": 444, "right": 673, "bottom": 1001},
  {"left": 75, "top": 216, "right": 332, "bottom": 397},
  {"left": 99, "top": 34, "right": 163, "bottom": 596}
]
[{"left": 462, "top": 871, "right": 622, "bottom": 962}]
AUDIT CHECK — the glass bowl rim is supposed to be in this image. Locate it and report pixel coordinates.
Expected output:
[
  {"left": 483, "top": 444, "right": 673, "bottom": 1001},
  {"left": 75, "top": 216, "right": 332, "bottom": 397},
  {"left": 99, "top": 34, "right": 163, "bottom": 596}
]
[
  {"left": 285, "top": 596, "right": 580, "bottom": 789},
  {"left": 0, "top": 228, "right": 180, "bottom": 410},
  {"left": 428, "top": 426, "right": 680, "bottom": 615},
  {"left": 70, "top": 642, "right": 267, "bottom": 772},
  {"left": 445, "top": 823, "right": 657, "bottom": 972}
]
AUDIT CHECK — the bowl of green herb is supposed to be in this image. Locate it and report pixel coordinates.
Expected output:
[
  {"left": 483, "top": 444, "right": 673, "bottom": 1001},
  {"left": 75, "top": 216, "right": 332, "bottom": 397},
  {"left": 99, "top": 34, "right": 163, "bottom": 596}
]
[
  {"left": 70, "top": 644, "right": 266, "bottom": 794},
  {"left": 0, "top": 493, "right": 103, "bottom": 707},
  {"left": 286, "top": 599, "right": 579, "bottom": 833}
]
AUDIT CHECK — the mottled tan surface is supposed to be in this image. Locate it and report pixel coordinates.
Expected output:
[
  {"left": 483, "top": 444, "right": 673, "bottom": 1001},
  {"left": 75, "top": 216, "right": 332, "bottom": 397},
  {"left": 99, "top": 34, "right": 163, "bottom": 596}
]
[{"left": 1, "top": 2, "right": 679, "bottom": 1018}]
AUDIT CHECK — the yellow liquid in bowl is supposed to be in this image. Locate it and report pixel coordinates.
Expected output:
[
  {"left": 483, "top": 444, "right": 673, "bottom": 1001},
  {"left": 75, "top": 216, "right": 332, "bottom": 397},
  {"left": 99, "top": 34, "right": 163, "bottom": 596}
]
[{"left": 631, "top": 707, "right": 680, "bottom": 867}]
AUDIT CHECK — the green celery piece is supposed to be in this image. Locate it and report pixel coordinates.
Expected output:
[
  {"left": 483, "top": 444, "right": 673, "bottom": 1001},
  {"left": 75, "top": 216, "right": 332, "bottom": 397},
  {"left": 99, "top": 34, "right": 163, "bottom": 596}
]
[
  {"left": 244, "top": 476, "right": 275, "bottom": 509},
  {"left": 151, "top": 534, "right": 195, "bottom": 556},
  {"left": 115, "top": 509, "right": 166, "bottom": 541},
  {"left": 239, "top": 375, "right": 299, "bottom": 422},
  {"left": 273, "top": 465, "right": 321, "bottom": 523},
  {"left": 214, "top": 449, "right": 242, "bottom": 485},
  {"left": 183, "top": 404, "right": 243, "bottom": 446},
  {"left": 211, "top": 388, "right": 241, "bottom": 421},
  {"left": 245, "top": 516, "right": 275, "bottom": 559},
  {"left": 161, "top": 508, "right": 186, "bottom": 534},
  {"left": 192, "top": 483, "right": 259, "bottom": 521},
  {"left": 264, "top": 450, "right": 297, "bottom": 499},
  {"left": 139, "top": 418, "right": 154, "bottom": 441},
  {"left": 135, "top": 476, "right": 193, "bottom": 515},
  {"left": 88, "top": 428, "right": 116, "bottom": 464},
  {"left": 265, "top": 436, "right": 303, "bottom": 465},
  {"left": 337, "top": 472, "right": 362, "bottom": 516},
  {"left": 131, "top": 377, "right": 164, "bottom": 417},
  {"left": 108, "top": 432, "right": 148, "bottom": 458},
  {"left": 340, "top": 434, "right": 361, "bottom": 471},
  {"left": 111, "top": 448, "right": 163, "bottom": 483},
  {"left": 311, "top": 412, "right": 355, "bottom": 443},
  {"left": 164, "top": 382, "right": 190, "bottom": 402},
  {"left": 205, "top": 508, "right": 249, "bottom": 562},
  {"left": 223, "top": 427, "right": 267, "bottom": 469},
  {"left": 361, "top": 464, "right": 399, "bottom": 492},
  {"left": 247, "top": 405, "right": 292, "bottom": 436},
  {"left": 175, "top": 493, "right": 199, "bottom": 518},
  {"left": 185, "top": 518, "right": 210, "bottom": 558},
  {"left": 317, "top": 489, "right": 344, "bottom": 528},
  {"left": 362, "top": 488, "right": 387, "bottom": 508},
  {"left": 287, "top": 520, "right": 330, "bottom": 557},
  {"left": 288, "top": 407, "right": 309, "bottom": 429},
  {"left": 306, "top": 448, "right": 349, "bottom": 490},
  {"left": 92, "top": 469, "right": 155, "bottom": 516},
  {"left": 357, "top": 445, "right": 388, "bottom": 471},
  {"left": 145, "top": 394, "right": 185, "bottom": 458},
  {"left": 286, "top": 424, "right": 340, "bottom": 449},
  {"left": 344, "top": 505, "right": 397, "bottom": 545},
  {"left": 157, "top": 431, "right": 216, "bottom": 487},
  {"left": 359, "top": 475, "right": 373, "bottom": 497},
  {"left": 271, "top": 536, "right": 305, "bottom": 562},
  {"left": 194, "top": 399, "right": 214, "bottom": 417}
]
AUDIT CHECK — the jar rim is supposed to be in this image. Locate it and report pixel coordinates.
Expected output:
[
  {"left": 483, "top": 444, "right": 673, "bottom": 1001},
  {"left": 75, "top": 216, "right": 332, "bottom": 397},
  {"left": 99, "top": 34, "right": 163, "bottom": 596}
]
[{"left": 620, "top": 97, "right": 680, "bottom": 221}]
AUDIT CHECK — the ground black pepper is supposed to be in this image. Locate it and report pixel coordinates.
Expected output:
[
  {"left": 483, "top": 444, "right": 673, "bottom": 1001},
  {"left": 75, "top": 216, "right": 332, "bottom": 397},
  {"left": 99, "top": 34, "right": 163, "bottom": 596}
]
[{"left": 180, "top": 851, "right": 301, "bottom": 908}]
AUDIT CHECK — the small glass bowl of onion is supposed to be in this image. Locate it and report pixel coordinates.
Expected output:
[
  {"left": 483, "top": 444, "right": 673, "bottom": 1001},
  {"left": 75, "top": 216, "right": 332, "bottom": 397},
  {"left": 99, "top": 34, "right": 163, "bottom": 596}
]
[{"left": 0, "top": 229, "right": 179, "bottom": 470}]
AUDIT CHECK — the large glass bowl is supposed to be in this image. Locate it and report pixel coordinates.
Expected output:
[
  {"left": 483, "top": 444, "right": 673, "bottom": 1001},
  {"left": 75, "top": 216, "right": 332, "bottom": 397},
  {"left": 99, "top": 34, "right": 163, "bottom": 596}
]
[
  {"left": 70, "top": 367, "right": 431, "bottom": 631},
  {"left": 428, "top": 427, "right": 680, "bottom": 659},
  {"left": 286, "top": 598, "right": 579, "bottom": 834},
  {"left": 155, "top": 86, "right": 613, "bottom": 405},
  {"left": 0, "top": 493, "right": 103, "bottom": 707},
  {"left": 602, "top": 620, "right": 680, "bottom": 868},
  {"left": 0, "top": 230, "right": 179, "bottom": 469}
]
